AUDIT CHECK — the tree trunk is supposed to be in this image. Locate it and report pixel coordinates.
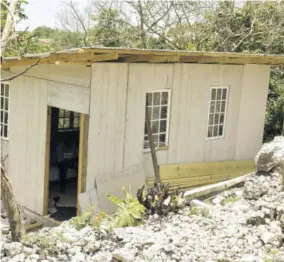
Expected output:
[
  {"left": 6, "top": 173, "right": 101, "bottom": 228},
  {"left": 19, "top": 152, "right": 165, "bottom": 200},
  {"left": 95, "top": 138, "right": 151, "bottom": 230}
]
[{"left": 1, "top": 165, "right": 25, "bottom": 241}]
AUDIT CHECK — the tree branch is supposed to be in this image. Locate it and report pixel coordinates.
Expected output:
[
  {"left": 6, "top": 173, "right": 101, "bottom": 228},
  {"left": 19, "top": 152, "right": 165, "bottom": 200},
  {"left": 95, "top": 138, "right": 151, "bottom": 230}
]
[{"left": 1, "top": 58, "right": 41, "bottom": 82}]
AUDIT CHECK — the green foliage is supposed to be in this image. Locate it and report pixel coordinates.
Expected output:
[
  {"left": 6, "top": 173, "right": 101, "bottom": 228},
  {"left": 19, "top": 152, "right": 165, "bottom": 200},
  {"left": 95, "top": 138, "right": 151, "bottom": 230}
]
[
  {"left": 264, "top": 70, "right": 284, "bottom": 142},
  {"left": 1, "top": 0, "right": 28, "bottom": 33},
  {"left": 70, "top": 206, "right": 96, "bottom": 230},
  {"left": 189, "top": 207, "right": 211, "bottom": 218},
  {"left": 101, "top": 187, "right": 145, "bottom": 231}
]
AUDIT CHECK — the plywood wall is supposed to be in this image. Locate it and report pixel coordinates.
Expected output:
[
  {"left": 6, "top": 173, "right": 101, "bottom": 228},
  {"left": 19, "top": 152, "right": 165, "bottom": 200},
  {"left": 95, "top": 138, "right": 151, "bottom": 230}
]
[
  {"left": 10, "top": 64, "right": 91, "bottom": 88},
  {"left": 88, "top": 63, "right": 270, "bottom": 191},
  {"left": 235, "top": 65, "right": 271, "bottom": 159},
  {"left": 8, "top": 76, "right": 48, "bottom": 214}
]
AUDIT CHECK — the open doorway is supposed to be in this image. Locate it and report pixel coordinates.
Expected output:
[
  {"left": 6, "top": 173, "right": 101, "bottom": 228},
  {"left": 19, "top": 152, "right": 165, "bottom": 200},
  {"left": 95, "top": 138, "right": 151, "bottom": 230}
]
[{"left": 47, "top": 107, "right": 80, "bottom": 221}]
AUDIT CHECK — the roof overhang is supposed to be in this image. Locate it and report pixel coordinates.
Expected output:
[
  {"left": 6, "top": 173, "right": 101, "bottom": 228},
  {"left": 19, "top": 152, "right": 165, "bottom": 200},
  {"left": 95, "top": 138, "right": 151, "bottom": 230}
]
[{"left": 1, "top": 47, "right": 284, "bottom": 68}]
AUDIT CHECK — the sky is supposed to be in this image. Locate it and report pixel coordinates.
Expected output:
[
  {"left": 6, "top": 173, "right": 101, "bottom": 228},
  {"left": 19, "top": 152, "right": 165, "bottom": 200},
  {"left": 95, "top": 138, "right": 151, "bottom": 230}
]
[{"left": 17, "top": 0, "right": 89, "bottom": 30}]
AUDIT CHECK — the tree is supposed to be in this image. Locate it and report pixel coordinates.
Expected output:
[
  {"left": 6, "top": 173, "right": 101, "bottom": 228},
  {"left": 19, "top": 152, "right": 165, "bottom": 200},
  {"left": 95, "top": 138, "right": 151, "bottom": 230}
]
[{"left": 1, "top": 0, "right": 34, "bottom": 241}]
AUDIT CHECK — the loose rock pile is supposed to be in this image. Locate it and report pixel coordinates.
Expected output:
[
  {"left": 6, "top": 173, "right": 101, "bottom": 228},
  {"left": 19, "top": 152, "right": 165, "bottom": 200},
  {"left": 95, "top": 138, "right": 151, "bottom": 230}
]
[{"left": 1, "top": 137, "right": 283, "bottom": 262}]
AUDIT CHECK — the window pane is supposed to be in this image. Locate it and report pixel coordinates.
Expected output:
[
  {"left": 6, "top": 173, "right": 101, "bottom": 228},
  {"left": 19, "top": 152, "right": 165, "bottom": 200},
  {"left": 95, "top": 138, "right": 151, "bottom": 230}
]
[
  {"left": 217, "top": 89, "right": 222, "bottom": 100},
  {"left": 161, "top": 92, "right": 168, "bottom": 105},
  {"left": 1, "top": 97, "right": 3, "bottom": 110},
  {"left": 152, "top": 107, "right": 160, "bottom": 120},
  {"left": 151, "top": 120, "right": 159, "bottom": 133},
  {"left": 211, "top": 89, "right": 216, "bottom": 100},
  {"left": 222, "top": 89, "right": 227, "bottom": 100},
  {"left": 219, "top": 125, "right": 224, "bottom": 136},
  {"left": 209, "top": 114, "right": 214, "bottom": 125},
  {"left": 213, "top": 126, "right": 218, "bottom": 136},
  {"left": 153, "top": 93, "right": 160, "bottom": 105},
  {"left": 65, "top": 110, "right": 70, "bottom": 117},
  {"left": 73, "top": 117, "right": 79, "bottom": 128},
  {"left": 1, "top": 84, "right": 4, "bottom": 95},
  {"left": 4, "top": 112, "right": 8, "bottom": 124},
  {"left": 146, "top": 93, "right": 152, "bottom": 106},
  {"left": 160, "top": 120, "right": 167, "bottom": 132},
  {"left": 216, "top": 101, "right": 221, "bottom": 113},
  {"left": 4, "top": 98, "right": 8, "bottom": 110},
  {"left": 210, "top": 101, "right": 215, "bottom": 113},
  {"left": 58, "top": 118, "right": 64, "bottom": 128},
  {"left": 146, "top": 107, "right": 151, "bottom": 120},
  {"left": 59, "top": 109, "right": 64, "bottom": 117},
  {"left": 219, "top": 113, "right": 224, "bottom": 124},
  {"left": 3, "top": 125, "right": 7, "bottom": 137},
  {"left": 208, "top": 126, "right": 213, "bottom": 137},
  {"left": 5, "top": 85, "right": 9, "bottom": 96},
  {"left": 160, "top": 106, "right": 167, "bottom": 119},
  {"left": 221, "top": 101, "right": 226, "bottom": 112},
  {"left": 0, "top": 111, "right": 3, "bottom": 122},
  {"left": 159, "top": 133, "right": 166, "bottom": 145},
  {"left": 214, "top": 114, "right": 219, "bottom": 124},
  {"left": 64, "top": 118, "right": 70, "bottom": 128}
]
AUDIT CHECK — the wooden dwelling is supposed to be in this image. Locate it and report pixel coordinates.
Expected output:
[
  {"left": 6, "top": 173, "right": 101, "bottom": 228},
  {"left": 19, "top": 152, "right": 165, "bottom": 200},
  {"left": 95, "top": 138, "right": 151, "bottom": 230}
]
[{"left": 1, "top": 47, "right": 284, "bottom": 216}]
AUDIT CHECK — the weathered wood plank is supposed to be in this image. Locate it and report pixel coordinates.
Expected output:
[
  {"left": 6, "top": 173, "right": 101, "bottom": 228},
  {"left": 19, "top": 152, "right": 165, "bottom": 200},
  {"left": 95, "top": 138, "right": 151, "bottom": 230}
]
[{"left": 147, "top": 160, "right": 254, "bottom": 191}]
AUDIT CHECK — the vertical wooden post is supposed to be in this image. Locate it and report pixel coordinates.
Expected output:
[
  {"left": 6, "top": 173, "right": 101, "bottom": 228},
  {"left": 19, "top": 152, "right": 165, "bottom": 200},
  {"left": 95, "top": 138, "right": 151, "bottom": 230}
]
[
  {"left": 77, "top": 113, "right": 89, "bottom": 215},
  {"left": 43, "top": 106, "right": 51, "bottom": 215},
  {"left": 145, "top": 106, "right": 161, "bottom": 183}
]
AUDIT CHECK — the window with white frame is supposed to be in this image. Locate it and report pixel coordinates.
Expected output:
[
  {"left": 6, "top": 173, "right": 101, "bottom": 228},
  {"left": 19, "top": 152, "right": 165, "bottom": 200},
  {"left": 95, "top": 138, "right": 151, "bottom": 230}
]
[
  {"left": 1, "top": 83, "right": 9, "bottom": 139},
  {"left": 144, "top": 90, "right": 170, "bottom": 149},
  {"left": 207, "top": 86, "right": 229, "bottom": 139},
  {"left": 58, "top": 109, "right": 80, "bottom": 131}
]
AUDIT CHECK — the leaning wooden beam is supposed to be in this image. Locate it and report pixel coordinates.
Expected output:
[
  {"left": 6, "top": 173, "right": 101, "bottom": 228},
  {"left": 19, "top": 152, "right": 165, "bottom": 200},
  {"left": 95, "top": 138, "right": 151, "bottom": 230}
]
[
  {"left": 145, "top": 106, "right": 161, "bottom": 183},
  {"left": 163, "top": 172, "right": 253, "bottom": 205},
  {"left": 182, "top": 172, "right": 253, "bottom": 200}
]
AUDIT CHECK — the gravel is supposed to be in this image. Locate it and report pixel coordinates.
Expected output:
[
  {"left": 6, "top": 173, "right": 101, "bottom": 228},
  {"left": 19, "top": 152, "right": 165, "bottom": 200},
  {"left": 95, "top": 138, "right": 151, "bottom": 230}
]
[{"left": 1, "top": 137, "right": 283, "bottom": 262}]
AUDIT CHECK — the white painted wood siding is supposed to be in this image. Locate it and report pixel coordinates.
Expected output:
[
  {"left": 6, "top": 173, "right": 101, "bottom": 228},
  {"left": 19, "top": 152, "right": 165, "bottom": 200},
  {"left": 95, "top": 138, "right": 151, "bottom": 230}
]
[
  {"left": 10, "top": 64, "right": 91, "bottom": 88},
  {"left": 87, "top": 63, "right": 129, "bottom": 190},
  {"left": 124, "top": 64, "right": 174, "bottom": 168},
  {"left": 47, "top": 81, "right": 90, "bottom": 114},
  {"left": 169, "top": 64, "right": 244, "bottom": 164},
  {"left": 87, "top": 63, "right": 270, "bottom": 189},
  {"left": 8, "top": 76, "right": 48, "bottom": 214},
  {"left": 235, "top": 65, "right": 270, "bottom": 159}
]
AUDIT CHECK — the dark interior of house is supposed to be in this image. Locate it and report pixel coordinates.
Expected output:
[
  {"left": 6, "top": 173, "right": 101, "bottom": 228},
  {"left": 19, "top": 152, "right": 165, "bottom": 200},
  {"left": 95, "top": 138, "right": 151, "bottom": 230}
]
[{"left": 48, "top": 107, "right": 80, "bottom": 221}]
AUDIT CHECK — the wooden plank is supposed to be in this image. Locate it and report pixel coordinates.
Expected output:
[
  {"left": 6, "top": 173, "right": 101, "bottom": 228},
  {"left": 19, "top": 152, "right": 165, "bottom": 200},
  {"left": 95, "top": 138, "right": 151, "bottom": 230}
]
[
  {"left": 77, "top": 113, "right": 89, "bottom": 215},
  {"left": 47, "top": 82, "right": 90, "bottom": 114},
  {"left": 147, "top": 160, "right": 254, "bottom": 191},
  {"left": 43, "top": 107, "right": 51, "bottom": 215},
  {"left": 91, "top": 53, "right": 118, "bottom": 62},
  {"left": 160, "top": 160, "right": 255, "bottom": 180},
  {"left": 124, "top": 55, "right": 180, "bottom": 63}
]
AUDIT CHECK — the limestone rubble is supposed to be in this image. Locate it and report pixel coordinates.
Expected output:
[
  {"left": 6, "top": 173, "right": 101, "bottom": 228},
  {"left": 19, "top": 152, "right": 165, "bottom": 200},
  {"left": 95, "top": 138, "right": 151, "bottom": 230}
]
[{"left": 1, "top": 137, "right": 283, "bottom": 262}]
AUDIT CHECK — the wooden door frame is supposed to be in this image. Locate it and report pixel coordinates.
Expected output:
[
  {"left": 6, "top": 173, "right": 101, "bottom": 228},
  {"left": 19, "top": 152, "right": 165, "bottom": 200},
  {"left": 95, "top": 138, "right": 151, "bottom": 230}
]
[
  {"left": 43, "top": 106, "right": 51, "bottom": 215},
  {"left": 77, "top": 113, "right": 89, "bottom": 215},
  {"left": 43, "top": 108, "right": 89, "bottom": 216}
]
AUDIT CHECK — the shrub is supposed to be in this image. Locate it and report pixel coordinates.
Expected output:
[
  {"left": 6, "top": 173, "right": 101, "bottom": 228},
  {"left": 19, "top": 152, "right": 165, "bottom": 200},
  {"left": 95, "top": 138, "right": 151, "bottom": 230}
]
[
  {"left": 70, "top": 206, "right": 96, "bottom": 230},
  {"left": 137, "top": 182, "right": 183, "bottom": 215},
  {"left": 100, "top": 187, "right": 146, "bottom": 231}
]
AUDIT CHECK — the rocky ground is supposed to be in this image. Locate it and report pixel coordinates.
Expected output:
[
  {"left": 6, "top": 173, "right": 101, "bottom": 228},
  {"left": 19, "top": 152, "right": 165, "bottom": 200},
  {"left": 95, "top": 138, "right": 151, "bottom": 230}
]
[{"left": 1, "top": 138, "right": 284, "bottom": 262}]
